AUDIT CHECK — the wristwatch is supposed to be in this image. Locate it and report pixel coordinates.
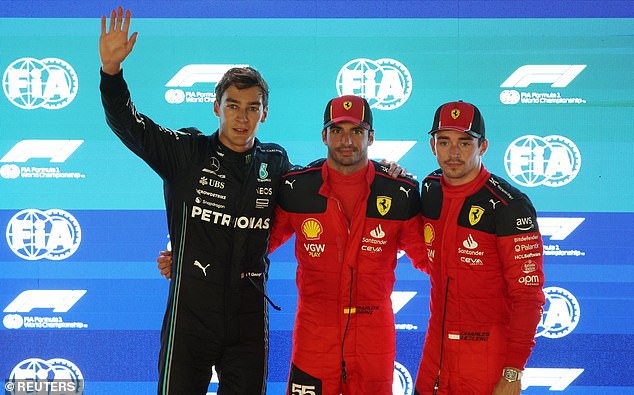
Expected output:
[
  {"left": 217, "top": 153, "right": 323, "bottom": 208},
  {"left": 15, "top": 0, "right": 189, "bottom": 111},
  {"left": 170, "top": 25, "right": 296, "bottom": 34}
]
[{"left": 502, "top": 367, "right": 523, "bottom": 382}]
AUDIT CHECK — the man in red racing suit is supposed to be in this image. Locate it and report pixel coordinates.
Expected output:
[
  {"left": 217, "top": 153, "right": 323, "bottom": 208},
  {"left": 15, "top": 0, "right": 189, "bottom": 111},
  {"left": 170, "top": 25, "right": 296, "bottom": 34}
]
[
  {"left": 414, "top": 101, "right": 545, "bottom": 395},
  {"left": 269, "top": 95, "right": 428, "bottom": 395}
]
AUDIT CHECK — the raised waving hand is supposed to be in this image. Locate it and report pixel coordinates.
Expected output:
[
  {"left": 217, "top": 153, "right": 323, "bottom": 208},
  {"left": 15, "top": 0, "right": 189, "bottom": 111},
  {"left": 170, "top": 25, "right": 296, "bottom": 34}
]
[{"left": 99, "top": 6, "right": 138, "bottom": 75}]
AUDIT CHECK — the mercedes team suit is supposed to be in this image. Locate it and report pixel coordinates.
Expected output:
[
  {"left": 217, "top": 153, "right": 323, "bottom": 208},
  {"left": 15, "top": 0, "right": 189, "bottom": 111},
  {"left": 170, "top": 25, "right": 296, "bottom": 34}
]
[
  {"left": 100, "top": 69, "right": 291, "bottom": 395},
  {"left": 268, "top": 160, "right": 428, "bottom": 395},
  {"left": 414, "top": 166, "right": 545, "bottom": 395}
]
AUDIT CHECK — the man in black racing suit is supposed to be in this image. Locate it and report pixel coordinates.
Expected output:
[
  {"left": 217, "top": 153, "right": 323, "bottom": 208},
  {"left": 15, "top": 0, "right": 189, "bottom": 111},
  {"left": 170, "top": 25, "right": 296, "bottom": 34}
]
[{"left": 99, "top": 7, "right": 291, "bottom": 394}]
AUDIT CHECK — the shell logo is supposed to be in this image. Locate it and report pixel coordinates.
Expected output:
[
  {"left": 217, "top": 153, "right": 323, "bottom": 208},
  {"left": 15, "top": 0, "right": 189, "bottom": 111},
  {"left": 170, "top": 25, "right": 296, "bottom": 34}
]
[
  {"left": 302, "top": 218, "right": 323, "bottom": 240},
  {"left": 424, "top": 223, "right": 435, "bottom": 245}
]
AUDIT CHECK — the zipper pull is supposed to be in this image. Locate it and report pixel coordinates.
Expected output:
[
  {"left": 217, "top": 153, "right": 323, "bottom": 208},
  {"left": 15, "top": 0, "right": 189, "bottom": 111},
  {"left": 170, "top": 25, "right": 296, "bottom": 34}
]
[{"left": 341, "top": 360, "right": 347, "bottom": 384}]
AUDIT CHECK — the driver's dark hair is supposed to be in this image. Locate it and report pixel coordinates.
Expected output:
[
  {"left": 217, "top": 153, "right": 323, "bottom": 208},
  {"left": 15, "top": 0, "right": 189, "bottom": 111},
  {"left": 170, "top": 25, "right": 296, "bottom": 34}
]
[{"left": 215, "top": 67, "right": 269, "bottom": 107}]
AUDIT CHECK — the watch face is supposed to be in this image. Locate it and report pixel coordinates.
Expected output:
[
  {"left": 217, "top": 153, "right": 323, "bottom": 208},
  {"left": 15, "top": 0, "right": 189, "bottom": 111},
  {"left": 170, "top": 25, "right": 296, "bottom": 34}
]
[{"left": 503, "top": 368, "right": 520, "bottom": 382}]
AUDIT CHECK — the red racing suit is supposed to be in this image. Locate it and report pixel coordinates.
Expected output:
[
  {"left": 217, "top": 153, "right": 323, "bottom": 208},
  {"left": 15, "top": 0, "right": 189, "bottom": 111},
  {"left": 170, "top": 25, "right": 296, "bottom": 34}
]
[
  {"left": 414, "top": 166, "right": 545, "bottom": 395},
  {"left": 269, "top": 159, "right": 427, "bottom": 395}
]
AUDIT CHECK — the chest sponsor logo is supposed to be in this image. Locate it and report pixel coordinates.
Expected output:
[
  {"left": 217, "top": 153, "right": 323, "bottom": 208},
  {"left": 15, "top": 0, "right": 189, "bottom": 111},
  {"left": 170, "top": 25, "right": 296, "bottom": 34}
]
[
  {"left": 199, "top": 176, "right": 225, "bottom": 189},
  {"left": 462, "top": 234, "right": 478, "bottom": 249},
  {"left": 202, "top": 157, "right": 226, "bottom": 179},
  {"left": 516, "top": 216, "right": 535, "bottom": 231},
  {"left": 424, "top": 223, "right": 435, "bottom": 245},
  {"left": 255, "top": 198, "right": 269, "bottom": 209},
  {"left": 468, "top": 205, "right": 485, "bottom": 226},
  {"left": 370, "top": 224, "right": 385, "bottom": 238},
  {"left": 301, "top": 218, "right": 323, "bottom": 240},
  {"left": 258, "top": 162, "right": 271, "bottom": 182},
  {"left": 191, "top": 206, "right": 270, "bottom": 229},
  {"left": 522, "top": 260, "right": 538, "bottom": 273},
  {"left": 377, "top": 196, "right": 392, "bottom": 216},
  {"left": 256, "top": 187, "right": 273, "bottom": 195},
  {"left": 518, "top": 274, "right": 541, "bottom": 286},
  {"left": 304, "top": 243, "right": 325, "bottom": 258}
]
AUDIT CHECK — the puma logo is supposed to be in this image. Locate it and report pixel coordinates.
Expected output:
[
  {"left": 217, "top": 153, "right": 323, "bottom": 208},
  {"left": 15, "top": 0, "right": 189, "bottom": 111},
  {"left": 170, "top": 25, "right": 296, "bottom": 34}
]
[
  {"left": 489, "top": 199, "right": 500, "bottom": 209},
  {"left": 285, "top": 179, "right": 296, "bottom": 189},
  {"left": 399, "top": 186, "right": 411, "bottom": 197},
  {"left": 424, "top": 182, "right": 431, "bottom": 192},
  {"left": 194, "top": 260, "right": 210, "bottom": 276}
]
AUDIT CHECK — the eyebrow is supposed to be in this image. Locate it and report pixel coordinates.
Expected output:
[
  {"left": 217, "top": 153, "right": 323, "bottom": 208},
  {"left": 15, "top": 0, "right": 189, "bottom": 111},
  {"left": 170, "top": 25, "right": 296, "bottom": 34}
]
[
  {"left": 437, "top": 135, "right": 474, "bottom": 141},
  {"left": 224, "top": 97, "right": 262, "bottom": 106}
]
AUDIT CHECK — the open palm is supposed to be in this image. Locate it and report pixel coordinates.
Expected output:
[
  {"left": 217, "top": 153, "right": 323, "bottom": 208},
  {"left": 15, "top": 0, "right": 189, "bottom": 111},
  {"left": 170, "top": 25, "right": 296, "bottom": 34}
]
[{"left": 99, "top": 7, "right": 138, "bottom": 74}]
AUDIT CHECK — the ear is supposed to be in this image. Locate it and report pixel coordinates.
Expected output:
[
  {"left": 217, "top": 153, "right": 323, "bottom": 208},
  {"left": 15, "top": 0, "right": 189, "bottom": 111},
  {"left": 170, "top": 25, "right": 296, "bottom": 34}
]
[
  {"left": 368, "top": 130, "right": 375, "bottom": 146},
  {"left": 213, "top": 99, "right": 220, "bottom": 117},
  {"left": 322, "top": 129, "right": 328, "bottom": 145},
  {"left": 429, "top": 137, "right": 437, "bottom": 156},
  {"left": 479, "top": 139, "right": 489, "bottom": 156},
  {"left": 260, "top": 106, "right": 268, "bottom": 123}
]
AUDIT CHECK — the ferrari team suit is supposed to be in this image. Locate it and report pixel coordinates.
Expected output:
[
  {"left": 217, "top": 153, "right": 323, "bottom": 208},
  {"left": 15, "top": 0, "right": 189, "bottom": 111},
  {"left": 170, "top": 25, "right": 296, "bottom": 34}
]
[
  {"left": 268, "top": 159, "right": 427, "bottom": 395},
  {"left": 414, "top": 166, "right": 545, "bottom": 395},
  {"left": 100, "top": 69, "right": 291, "bottom": 394}
]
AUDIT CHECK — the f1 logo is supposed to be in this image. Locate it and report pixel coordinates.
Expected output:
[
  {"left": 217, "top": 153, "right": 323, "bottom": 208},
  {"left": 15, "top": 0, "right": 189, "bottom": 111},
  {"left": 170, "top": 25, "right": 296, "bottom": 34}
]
[
  {"left": 1, "top": 140, "right": 83, "bottom": 163},
  {"left": 4, "top": 290, "right": 86, "bottom": 313},
  {"left": 501, "top": 65, "right": 586, "bottom": 88},
  {"left": 165, "top": 64, "right": 249, "bottom": 87}
]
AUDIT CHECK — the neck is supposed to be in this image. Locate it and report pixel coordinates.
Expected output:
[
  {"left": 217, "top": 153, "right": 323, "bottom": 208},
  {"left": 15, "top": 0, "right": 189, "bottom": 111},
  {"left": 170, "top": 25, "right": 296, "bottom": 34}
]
[{"left": 326, "top": 158, "right": 369, "bottom": 175}]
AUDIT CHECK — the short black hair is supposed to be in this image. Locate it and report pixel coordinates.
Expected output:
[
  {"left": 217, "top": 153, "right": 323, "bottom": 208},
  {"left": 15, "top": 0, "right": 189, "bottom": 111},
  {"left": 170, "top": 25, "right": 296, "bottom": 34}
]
[{"left": 215, "top": 67, "right": 269, "bottom": 107}]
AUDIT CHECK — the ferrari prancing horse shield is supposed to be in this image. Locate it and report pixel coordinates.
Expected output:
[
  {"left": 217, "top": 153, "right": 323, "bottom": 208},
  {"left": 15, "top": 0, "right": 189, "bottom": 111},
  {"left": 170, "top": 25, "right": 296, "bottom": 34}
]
[{"left": 377, "top": 196, "right": 392, "bottom": 216}]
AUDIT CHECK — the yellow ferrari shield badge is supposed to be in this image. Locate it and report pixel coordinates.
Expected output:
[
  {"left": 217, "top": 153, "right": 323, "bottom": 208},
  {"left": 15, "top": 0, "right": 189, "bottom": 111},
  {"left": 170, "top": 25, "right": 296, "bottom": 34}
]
[
  {"left": 469, "top": 205, "right": 485, "bottom": 225},
  {"left": 377, "top": 196, "right": 392, "bottom": 216}
]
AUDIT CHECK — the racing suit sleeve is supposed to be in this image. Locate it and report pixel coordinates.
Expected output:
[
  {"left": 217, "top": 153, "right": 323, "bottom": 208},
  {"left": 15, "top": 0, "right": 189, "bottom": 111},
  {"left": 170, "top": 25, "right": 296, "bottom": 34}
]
[
  {"left": 268, "top": 205, "right": 296, "bottom": 255},
  {"left": 100, "top": 68, "right": 201, "bottom": 181},
  {"left": 398, "top": 214, "right": 429, "bottom": 274},
  {"left": 496, "top": 197, "right": 546, "bottom": 369}
]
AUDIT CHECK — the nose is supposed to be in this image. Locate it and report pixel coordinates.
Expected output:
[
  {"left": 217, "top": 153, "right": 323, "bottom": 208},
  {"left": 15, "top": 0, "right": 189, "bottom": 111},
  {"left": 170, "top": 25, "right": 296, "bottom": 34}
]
[
  {"left": 449, "top": 143, "right": 461, "bottom": 157},
  {"left": 236, "top": 108, "right": 248, "bottom": 122},
  {"left": 341, "top": 131, "right": 353, "bottom": 145}
]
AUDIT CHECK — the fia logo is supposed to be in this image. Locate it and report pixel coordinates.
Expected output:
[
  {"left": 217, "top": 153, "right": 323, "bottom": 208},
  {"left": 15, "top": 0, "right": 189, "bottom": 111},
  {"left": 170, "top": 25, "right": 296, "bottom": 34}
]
[
  {"left": 505, "top": 135, "right": 581, "bottom": 187},
  {"left": 3, "top": 57, "right": 78, "bottom": 110},
  {"left": 6, "top": 209, "right": 82, "bottom": 260},
  {"left": 8, "top": 358, "right": 84, "bottom": 393},
  {"left": 536, "top": 287, "right": 580, "bottom": 339},
  {"left": 336, "top": 58, "right": 412, "bottom": 110}
]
